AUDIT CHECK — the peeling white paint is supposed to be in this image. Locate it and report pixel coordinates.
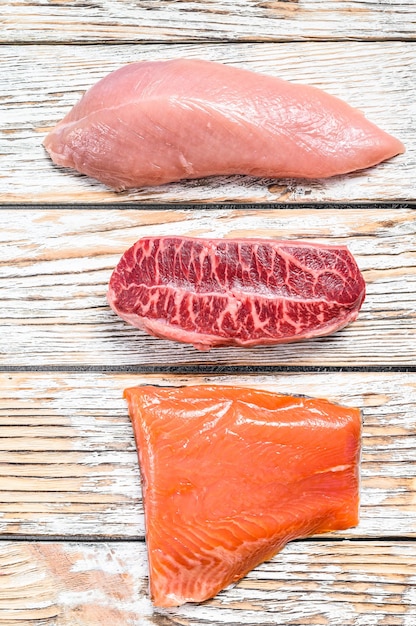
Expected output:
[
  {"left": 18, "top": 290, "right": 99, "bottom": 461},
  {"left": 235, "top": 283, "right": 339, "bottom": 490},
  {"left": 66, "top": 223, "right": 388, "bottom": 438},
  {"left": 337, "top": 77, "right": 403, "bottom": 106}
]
[
  {"left": 360, "top": 488, "right": 389, "bottom": 506},
  {"left": 2, "top": 4, "right": 416, "bottom": 625},
  {"left": 68, "top": 544, "right": 148, "bottom": 578}
]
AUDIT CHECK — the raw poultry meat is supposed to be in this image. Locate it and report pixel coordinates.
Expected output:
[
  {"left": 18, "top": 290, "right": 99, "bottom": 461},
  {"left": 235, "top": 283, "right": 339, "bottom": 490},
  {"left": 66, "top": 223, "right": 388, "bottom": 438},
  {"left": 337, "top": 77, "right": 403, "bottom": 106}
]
[
  {"left": 124, "top": 384, "right": 361, "bottom": 606},
  {"left": 43, "top": 59, "right": 404, "bottom": 190},
  {"left": 107, "top": 236, "right": 366, "bottom": 350}
]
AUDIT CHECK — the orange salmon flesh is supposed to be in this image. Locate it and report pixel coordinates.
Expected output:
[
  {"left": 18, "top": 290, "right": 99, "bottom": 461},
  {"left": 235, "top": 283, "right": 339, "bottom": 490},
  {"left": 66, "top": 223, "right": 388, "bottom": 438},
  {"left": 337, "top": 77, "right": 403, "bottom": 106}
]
[{"left": 124, "top": 384, "right": 361, "bottom": 607}]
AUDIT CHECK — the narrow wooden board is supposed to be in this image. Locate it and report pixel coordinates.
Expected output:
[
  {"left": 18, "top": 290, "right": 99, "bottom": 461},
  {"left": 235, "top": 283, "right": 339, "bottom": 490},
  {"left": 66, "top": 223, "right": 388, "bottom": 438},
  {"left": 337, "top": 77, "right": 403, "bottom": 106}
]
[
  {"left": 2, "top": 42, "right": 413, "bottom": 203},
  {"left": 0, "top": 540, "right": 415, "bottom": 625},
  {"left": 2, "top": 0, "right": 416, "bottom": 43},
  {"left": 1, "top": 207, "right": 414, "bottom": 367},
  {"left": 0, "top": 371, "right": 415, "bottom": 538}
]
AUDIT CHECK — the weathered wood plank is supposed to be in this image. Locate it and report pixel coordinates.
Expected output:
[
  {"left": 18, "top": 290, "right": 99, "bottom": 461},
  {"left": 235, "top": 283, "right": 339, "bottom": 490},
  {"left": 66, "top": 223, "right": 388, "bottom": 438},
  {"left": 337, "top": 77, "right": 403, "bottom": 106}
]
[
  {"left": 1, "top": 207, "right": 414, "bottom": 367},
  {"left": 2, "top": 0, "right": 416, "bottom": 43},
  {"left": 0, "top": 540, "right": 415, "bottom": 625},
  {"left": 0, "top": 371, "right": 415, "bottom": 538},
  {"left": 1, "top": 42, "right": 413, "bottom": 203}
]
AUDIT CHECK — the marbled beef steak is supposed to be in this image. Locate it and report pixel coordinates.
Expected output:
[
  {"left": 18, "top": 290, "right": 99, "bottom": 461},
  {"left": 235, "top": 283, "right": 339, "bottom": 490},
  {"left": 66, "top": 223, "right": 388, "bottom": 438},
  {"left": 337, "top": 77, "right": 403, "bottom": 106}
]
[{"left": 107, "top": 236, "right": 366, "bottom": 350}]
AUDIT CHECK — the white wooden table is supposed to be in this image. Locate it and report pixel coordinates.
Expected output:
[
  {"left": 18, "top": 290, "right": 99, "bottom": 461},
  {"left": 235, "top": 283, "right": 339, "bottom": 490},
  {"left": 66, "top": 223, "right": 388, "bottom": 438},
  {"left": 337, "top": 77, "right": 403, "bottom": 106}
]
[{"left": 1, "top": 2, "right": 415, "bottom": 624}]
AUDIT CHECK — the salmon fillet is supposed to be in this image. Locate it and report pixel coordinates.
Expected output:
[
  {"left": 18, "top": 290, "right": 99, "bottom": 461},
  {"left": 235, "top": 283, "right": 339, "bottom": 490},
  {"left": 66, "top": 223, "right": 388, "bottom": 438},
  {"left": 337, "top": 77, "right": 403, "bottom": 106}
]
[
  {"left": 108, "top": 236, "right": 366, "bottom": 350},
  {"left": 124, "top": 384, "right": 361, "bottom": 607},
  {"left": 43, "top": 59, "right": 404, "bottom": 190}
]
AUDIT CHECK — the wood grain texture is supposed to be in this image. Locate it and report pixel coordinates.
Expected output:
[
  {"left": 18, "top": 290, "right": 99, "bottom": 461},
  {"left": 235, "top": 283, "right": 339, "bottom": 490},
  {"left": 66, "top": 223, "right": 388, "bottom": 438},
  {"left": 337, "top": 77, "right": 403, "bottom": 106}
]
[
  {"left": 0, "top": 540, "right": 415, "bottom": 625},
  {"left": 2, "top": 0, "right": 415, "bottom": 622},
  {"left": 1, "top": 207, "right": 414, "bottom": 367},
  {"left": 2, "top": 42, "right": 414, "bottom": 204},
  {"left": 0, "top": 371, "right": 415, "bottom": 538},
  {"left": 2, "top": 0, "right": 416, "bottom": 43}
]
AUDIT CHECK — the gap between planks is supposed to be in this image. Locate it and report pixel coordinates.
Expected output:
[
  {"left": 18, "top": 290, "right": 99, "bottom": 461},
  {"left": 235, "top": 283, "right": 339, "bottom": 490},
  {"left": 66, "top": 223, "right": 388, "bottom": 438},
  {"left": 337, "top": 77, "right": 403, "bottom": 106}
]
[
  {"left": 1, "top": 366, "right": 416, "bottom": 374},
  {"left": 0, "top": 535, "right": 414, "bottom": 544},
  {"left": 1, "top": 202, "right": 416, "bottom": 210}
]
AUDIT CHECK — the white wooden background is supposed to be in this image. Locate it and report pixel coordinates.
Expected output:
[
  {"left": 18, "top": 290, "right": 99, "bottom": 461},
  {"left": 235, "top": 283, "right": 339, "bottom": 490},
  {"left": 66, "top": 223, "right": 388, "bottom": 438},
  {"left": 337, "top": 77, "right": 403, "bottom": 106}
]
[{"left": 1, "top": 1, "right": 416, "bottom": 624}]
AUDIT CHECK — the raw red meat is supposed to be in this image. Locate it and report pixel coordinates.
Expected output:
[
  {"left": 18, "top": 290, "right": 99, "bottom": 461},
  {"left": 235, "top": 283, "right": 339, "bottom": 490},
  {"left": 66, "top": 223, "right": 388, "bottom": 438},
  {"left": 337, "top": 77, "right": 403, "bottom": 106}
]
[
  {"left": 124, "top": 384, "right": 361, "bottom": 606},
  {"left": 43, "top": 59, "right": 404, "bottom": 190},
  {"left": 107, "top": 236, "right": 366, "bottom": 350}
]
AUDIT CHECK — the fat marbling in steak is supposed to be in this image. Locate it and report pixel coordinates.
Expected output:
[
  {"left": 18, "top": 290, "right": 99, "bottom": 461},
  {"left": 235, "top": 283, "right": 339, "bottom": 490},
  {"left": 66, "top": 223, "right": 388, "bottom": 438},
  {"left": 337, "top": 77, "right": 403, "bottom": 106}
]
[{"left": 107, "top": 236, "right": 366, "bottom": 351}]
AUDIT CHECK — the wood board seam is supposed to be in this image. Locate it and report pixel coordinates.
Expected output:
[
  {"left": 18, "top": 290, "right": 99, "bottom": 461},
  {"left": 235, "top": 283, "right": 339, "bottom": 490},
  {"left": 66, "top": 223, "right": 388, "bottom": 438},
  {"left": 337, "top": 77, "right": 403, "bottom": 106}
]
[
  {"left": 1, "top": 365, "right": 415, "bottom": 373},
  {"left": 1, "top": 202, "right": 415, "bottom": 210},
  {"left": 2, "top": 535, "right": 413, "bottom": 543},
  {"left": 5, "top": 36, "right": 416, "bottom": 45}
]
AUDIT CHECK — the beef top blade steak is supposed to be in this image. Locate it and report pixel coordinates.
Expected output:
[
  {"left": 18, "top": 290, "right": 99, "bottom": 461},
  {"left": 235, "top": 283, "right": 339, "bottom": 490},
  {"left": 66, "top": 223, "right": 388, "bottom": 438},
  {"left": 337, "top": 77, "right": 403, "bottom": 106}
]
[{"left": 107, "top": 236, "right": 366, "bottom": 350}]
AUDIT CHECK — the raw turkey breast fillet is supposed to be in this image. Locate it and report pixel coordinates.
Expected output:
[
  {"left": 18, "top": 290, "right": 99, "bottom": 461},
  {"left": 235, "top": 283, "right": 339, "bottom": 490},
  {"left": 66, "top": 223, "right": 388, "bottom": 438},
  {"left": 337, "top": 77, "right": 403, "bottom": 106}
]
[
  {"left": 124, "top": 384, "right": 361, "bottom": 607},
  {"left": 43, "top": 59, "right": 404, "bottom": 189}
]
